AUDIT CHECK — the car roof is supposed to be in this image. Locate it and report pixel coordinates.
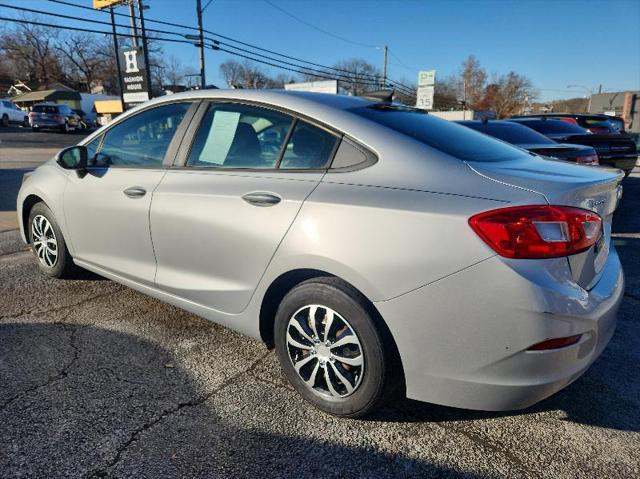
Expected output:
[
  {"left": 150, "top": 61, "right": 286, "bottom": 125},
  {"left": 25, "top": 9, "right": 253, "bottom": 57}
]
[{"left": 150, "top": 89, "right": 374, "bottom": 111}]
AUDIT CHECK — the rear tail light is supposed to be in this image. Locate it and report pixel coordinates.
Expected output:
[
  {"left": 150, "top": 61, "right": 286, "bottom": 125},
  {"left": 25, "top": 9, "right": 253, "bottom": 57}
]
[
  {"left": 558, "top": 117, "right": 578, "bottom": 125},
  {"left": 469, "top": 205, "right": 602, "bottom": 259},
  {"left": 576, "top": 154, "right": 599, "bottom": 165},
  {"left": 527, "top": 334, "right": 582, "bottom": 351}
]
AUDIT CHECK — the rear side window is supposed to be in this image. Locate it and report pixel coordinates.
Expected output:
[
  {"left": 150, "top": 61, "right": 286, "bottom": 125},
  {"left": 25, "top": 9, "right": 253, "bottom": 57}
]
[
  {"left": 187, "top": 103, "right": 293, "bottom": 169},
  {"left": 96, "top": 102, "right": 190, "bottom": 167},
  {"left": 280, "top": 121, "right": 338, "bottom": 169},
  {"left": 350, "top": 106, "right": 525, "bottom": 162},
  {"left": 33, "top": 105, "right": 58, "bottom": 114}
]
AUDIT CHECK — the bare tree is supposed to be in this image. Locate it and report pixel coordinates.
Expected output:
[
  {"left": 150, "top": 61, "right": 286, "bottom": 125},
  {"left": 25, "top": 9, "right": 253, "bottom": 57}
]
[
  {"left": 458, "top": 55, "right": 487, "bottom": 109},
  {"left": 434, "top": 74, "right": 460, "bottom": 110},
  {"left": 332, "top": 59, "right": 379, "bottom": 96},
  {"left": 0, "top": 19, "right": 64, "bottom": 87},
  {"left": 219, "top": 59, "right": 278, "bottom": 89},
  {"left": 485, "top": 72, "right": 537, "bottom": 118},
  {"left": 56, "top": 33, "right": 112, "bottom": 92}
]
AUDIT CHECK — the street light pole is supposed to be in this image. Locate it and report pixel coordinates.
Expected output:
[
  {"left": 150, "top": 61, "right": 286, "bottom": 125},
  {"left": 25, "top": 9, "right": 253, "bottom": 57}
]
[
  {"left": 128, "top": 1, "right": 139, "bottom": 48},
  {"left": 382, "top": 45, "right": 388, "bottom": 89},
  {"left": 196, "top": 0, "right": 206, "bottom": 89},
  {"left": 137, "top": 0, "right": 153, "bottom": 99},
  {"left": 110, "top": 7, "right": 125, "bottom": 111}
]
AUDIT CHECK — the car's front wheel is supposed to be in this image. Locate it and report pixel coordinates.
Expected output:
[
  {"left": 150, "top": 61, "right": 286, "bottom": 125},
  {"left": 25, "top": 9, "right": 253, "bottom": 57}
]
[
  {"left": 274, "top": 277, "right": 400, "bottom": 418},
  {"left": 28, "top": 202, "right": 78, "bottom": 278},
  {"left": 1, "top": 114, "right": 8, "bottom": 127}
]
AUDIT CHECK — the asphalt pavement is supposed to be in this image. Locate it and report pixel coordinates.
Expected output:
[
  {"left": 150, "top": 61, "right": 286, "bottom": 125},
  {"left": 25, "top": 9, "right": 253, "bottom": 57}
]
[{"left": 0, "top": 128, "right": 639, "bottom": 478}]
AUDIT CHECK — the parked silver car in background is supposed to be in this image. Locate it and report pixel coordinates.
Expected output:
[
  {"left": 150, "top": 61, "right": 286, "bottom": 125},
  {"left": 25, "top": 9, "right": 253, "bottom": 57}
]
[{"left": 17, "top": 90, "right": 625, "bottom": 417}]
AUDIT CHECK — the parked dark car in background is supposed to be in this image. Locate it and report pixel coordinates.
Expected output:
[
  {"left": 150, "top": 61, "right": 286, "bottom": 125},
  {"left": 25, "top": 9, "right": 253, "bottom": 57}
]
[
  {"left": 72, "top": 109, "right": 94, "bottom": 130},
  {"left": 508, "top": 117, "right": 637, "bottom": 175},
  {"left": 512, "top": 113, "right": 626, "bottom": 134},
  {"left": 29, "top": 103, "right": 82, "bottom": 133},
  {"left": 457, "top": 120, "right": 599, "bottom": 165}
]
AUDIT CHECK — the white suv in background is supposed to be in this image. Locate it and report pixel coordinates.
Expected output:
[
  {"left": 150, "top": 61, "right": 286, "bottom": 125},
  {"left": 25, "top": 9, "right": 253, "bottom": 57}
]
[{"left": 0, "top": 100, "right": 29, "bottom": 127}]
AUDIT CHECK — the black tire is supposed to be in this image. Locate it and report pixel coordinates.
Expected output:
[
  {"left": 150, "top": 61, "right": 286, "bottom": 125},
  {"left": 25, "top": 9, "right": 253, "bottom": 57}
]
[
  {"left": 28, "top": 202, "right": 79, "bottom": 278},
  {"left": 31, "top": 126, "right": 39, "bottom": 132},
  {"left": 22, "top": 117, "right": 29, "bottom": 127},
  {"left": 1, "top": 114, "right": 8, "bottom": 127},
  {"left": 274, "top": 277, "right": 400, "bottom": 418}
]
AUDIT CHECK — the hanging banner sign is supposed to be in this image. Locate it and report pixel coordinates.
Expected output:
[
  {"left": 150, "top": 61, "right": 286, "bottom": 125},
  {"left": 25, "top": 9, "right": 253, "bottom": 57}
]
[{"left": 120, "top": 47, "right": 150, "bottom": 104}]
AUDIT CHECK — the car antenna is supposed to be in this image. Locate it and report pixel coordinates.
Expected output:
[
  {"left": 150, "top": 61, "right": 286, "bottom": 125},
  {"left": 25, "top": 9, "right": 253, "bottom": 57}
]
[{"left": 361, "top": 89, "right": 395, "bottom": 103}]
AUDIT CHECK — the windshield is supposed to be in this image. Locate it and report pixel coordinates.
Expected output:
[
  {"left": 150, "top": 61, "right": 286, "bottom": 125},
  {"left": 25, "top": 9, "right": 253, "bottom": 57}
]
[
  {"left": 510, "top": 119, "right": 588, "bottom": 135},
  {"left": 33, "top": 105, "right": 58, "bottom": 114},
  {"left": 350, "top": 106, "right": 525, "bottom": 162},
  {"left": 459, "top": 122, "right": 555, "bottom": 145}
]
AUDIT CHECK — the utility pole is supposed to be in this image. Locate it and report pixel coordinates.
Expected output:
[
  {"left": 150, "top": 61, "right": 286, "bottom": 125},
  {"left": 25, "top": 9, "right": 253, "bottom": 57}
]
[
  {"left": 128, "top": 1, "right": 139, "bottom": 48},
  {"left": 196, "top": 0, "right": 206, "bottom": 89},
  {"left": 382, "top": 45, "right": 388, "bottom": 89},
  {"left": 109, "top": 7, "right": 125, "bottom": 111},
  {"left": 136, "top": 0, "right": 153, "bottom": 99}
]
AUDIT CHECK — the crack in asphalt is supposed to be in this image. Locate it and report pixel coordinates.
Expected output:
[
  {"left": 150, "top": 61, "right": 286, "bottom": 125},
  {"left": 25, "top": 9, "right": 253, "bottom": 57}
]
[
  {"left": 390, "top": 405, "right": 541, "bottom": 478},
  {"left": 0, "top": 289, "right": 120, "bottom": 322},
  {"left": 0, "top": 323, "right": 81, "bottom": 413},
  {"left": 86, "top": 349, "right": 272, "bottom": 478},
  {"left": 624, "top": 292, "right": 640, "bottom": 302}
]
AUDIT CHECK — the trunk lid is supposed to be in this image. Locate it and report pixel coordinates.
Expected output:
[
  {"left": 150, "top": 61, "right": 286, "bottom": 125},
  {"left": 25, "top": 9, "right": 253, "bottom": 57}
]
[{"left": 467, "top": 156, "right": 624, "bottom": 289}]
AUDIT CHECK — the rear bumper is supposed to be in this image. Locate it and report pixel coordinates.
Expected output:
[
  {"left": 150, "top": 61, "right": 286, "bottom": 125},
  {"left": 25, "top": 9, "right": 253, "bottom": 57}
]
[
  {"left": 375, "top": 247, "right": 624, "bottom": 411},
  {"left": 599, "top": 156, "right": 637, "bottom": 174}
]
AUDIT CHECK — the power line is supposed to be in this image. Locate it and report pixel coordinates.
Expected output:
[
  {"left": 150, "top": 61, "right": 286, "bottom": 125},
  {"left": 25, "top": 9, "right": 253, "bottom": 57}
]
[
  {"left": 0, "top": 4, "right": 406, "bottom": 92},
  {"left": 262, "top": 0, "right": 379, "bottom": 49},
  {"left": 45, "top": 0, "right": 384, "bottom": 83},
  {"left": 0, "top": 15, "right": 394, "bottom": 91},
  {"left": 43, "top": 0, "right": 417, "bottom": 96}
]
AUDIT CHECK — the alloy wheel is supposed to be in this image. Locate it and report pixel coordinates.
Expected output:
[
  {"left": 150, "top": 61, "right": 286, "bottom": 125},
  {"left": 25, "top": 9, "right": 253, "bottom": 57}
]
[
  {"left": 286, "top": 304, "right": 364, "bottom": 398},
  {"left": 32, "top": 215, "right": 58, "bottom": 268}
]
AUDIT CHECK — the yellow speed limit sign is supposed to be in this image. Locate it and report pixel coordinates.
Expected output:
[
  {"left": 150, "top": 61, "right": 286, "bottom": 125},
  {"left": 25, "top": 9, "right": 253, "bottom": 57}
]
[{"left": 93, "top": 0, "right": 128, "bottom": 10}]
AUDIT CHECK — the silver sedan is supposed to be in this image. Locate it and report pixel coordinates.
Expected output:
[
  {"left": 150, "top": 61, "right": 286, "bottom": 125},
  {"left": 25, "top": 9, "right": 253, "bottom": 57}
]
[{"left": 17, "top": 90, "right": 625, "bottom": 417}]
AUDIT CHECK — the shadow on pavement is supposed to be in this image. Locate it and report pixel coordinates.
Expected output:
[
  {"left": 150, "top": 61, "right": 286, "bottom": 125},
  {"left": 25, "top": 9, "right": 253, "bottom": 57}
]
[
  {"left": 0, "top": 322, "right": 484, "bottom": 478},
  {"left": 0, "top": 168, "right": 30, "bottom": 212}
]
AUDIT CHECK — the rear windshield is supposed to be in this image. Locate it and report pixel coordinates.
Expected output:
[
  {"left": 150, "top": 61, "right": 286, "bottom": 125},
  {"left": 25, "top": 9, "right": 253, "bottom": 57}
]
[
  {"left": 459, "top": 122, "right": 555, "bottom": 145},
  {"left": 510, "top": 119, "right": 588, "bottom": 135},
  {"left": 32, "top": 105, "right": 58, "bottom": 113},
  {"left": 350, "top": 106, "right": 525, "bottom": 162}
]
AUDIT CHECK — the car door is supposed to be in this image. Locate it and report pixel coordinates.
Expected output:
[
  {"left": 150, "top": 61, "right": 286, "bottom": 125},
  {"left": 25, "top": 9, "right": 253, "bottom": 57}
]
[
  {"left": 63, "top": 101, "right": 196, "bottom": 285},
  {"left": 150, "top": 101, "right": 340, "bottom": 314}
]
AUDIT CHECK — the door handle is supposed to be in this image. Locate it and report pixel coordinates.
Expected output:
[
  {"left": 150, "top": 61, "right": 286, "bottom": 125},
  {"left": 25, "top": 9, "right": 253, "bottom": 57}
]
[
  {"left": 123, "top": 186, "right": 147, "bottom": 198},
  {"left": 242, "top": 192, "right": 281, "bottom": 207}
]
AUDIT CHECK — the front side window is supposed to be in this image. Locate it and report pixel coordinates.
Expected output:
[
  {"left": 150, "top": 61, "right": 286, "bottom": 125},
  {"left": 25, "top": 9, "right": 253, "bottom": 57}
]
[
  {"left": 280, "top": 121, "right": 339, "bottom": 169},
  {"left": 187, "top": 103, "right": 293, "bottom": 168},
  {"left": 95, "top": 102, "right": 190, "bottom": 167}
]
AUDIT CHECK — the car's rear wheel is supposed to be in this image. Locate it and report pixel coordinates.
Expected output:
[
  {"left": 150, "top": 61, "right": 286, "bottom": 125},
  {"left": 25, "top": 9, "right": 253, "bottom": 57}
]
[
  {"left": 22, "top": 117, "right": 29, "bottom": 127},
  {"left": 28, "top": 202, "right": 78, "bottom": 278},
  {"left": 274, "top": 277, "right": 399, "bottom": 418},
  {"left": 1, "top": 114, "right": 8, "bottom": 127}
]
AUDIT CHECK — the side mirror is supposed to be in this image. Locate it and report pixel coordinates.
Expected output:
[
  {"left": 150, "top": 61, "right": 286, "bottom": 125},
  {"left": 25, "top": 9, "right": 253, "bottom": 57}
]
[{"left": 56, "top": 145, "right": 88, "bottom": 170}]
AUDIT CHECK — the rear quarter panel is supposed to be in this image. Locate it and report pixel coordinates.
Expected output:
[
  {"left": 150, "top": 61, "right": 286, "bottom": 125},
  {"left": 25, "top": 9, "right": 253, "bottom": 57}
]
[{"left": 265, "top": 181, "right": 508, "bottom": 301}]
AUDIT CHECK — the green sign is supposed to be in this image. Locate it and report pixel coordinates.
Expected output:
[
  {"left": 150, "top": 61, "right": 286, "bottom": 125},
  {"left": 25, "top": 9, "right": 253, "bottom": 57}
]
[{"left": 418, "top": 70, "right": 436, "bottom": 87}]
